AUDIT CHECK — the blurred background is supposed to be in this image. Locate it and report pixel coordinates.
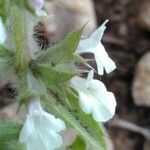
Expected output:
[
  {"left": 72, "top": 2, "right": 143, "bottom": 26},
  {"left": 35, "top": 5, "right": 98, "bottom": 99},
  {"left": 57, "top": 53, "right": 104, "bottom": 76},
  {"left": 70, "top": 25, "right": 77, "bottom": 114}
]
[{"left": 0, "top": 0, "right": 150, "bottom": 149}]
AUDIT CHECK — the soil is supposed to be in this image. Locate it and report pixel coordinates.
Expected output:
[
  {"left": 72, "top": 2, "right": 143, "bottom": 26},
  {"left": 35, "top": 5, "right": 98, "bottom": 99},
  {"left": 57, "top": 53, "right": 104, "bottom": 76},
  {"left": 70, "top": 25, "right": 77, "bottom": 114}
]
[{"left": 93, "top": 0, "right": 150, "bottom": 149}]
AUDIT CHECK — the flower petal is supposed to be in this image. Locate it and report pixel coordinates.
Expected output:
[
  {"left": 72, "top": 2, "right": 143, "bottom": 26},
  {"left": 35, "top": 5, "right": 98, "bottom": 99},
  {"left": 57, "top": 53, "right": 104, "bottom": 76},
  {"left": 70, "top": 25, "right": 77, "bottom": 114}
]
[
  {"left": 92, "top": 91, "right": 116, "bottom": 122},
  {"left": 28, "top": 0, "right": 44, "bottom": 10},
  {"left": 0, "top": 17, "right": 6, "bottom": 45},
  {"left": 75, "top": 20, "right": 109, "bottom": 54},
  {"left": 19, "top": 100, "right": 65, "bottom": 150},
  {"left": 70, "top": 73, "right": 116, "bottom": 122},
  {"left": 103, "top": 57, "right": 116, "bottom": 74},
  {"left": 35, "top": 9, "right": 48, "bottom": 17},
  {"left": 19, "top": 116, "right": 35, "bottom": 143},
  {"left": 70, "top": 76, "right": 87, "bottom": 91},
  {"left": 44, "top": 112, "right": 66, "bottom": 132},
  {"left": 49, "top": 130, "right": 63, "bottom": 148},
  {"left": 75, "top": 20, "right": 116, "bottom": 75},
  {"left": 79, "top": 91, "right": 92, "bottom": 114},
  {"left": 88, "top": 79, "right": 107, "bottom": 95},
  {"left": 90, "top": 19, "right": 109, "bottom": 42},
  {"left": 94, "top": 44, "right": 116, "bottom": 75},
  {"left": 104, "top": 92, "right": 116, "bottom": 116},
  {"left": 86, "top": 70, "right": 94, "bottom": 88},
  {"left": 92, "top": 101, "right": 107, "bottom": 122}
]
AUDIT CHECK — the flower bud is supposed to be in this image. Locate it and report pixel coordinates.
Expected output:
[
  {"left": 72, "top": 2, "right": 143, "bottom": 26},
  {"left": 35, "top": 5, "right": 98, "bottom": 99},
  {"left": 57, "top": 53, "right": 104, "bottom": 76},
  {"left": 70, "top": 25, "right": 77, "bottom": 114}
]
[{"left": 28, "top": 0, "right": 44, "bottom": 10}]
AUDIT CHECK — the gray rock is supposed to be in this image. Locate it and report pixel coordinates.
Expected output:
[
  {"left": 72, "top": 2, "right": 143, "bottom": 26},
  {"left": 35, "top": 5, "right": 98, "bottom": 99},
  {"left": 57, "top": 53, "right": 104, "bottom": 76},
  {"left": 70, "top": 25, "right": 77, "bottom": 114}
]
[
  {"left": 138, "top": 2, "right": 150, "bottom": 31},
  {"left": 44, "top": 0, "right": 97, "bottom": 41},
  {"left": 132, "top": 52, "right": 150, "bottom": 106},
  {"left": 144, "top": 140, "right": 150, "bottom": 150}
]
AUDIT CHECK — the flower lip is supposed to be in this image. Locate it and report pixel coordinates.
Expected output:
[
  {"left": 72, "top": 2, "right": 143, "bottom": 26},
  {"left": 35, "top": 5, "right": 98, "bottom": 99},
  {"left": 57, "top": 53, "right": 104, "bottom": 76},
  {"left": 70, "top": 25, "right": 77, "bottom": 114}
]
[{"left": 70, "top": 71, "right": 116, "bottom": 122}]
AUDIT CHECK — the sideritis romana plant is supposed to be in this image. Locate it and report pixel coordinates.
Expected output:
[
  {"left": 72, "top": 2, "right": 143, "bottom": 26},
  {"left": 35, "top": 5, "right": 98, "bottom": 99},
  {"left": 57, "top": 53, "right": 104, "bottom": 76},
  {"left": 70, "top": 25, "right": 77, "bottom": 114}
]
[{"left": 0, "top": 0, "right": 116, "bottom": 149}]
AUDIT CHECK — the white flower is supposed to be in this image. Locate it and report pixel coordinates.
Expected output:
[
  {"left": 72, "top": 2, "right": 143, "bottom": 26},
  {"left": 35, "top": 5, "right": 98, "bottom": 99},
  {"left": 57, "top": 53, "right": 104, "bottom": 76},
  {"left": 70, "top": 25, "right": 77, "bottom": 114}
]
[
  {"left": 75, "top": 20, "right": 116, "bottom": 75},
  {"left": 70, "top": 70, "right": 116, "bottom": 122},
  {"left": 35, "top": 9, "right": 48, "bottom": 17},
  {"left": 19, "top": 98, "right": 66, "bottom": 150},
  {"left": 28, "top": 0, "right": 47, "bottom": 17},
  {"left": 28, "top": 0, "right": 44, "bottom": 10},
  {"left": 0, "top": 17, "right": 6, "bottom": 45}
]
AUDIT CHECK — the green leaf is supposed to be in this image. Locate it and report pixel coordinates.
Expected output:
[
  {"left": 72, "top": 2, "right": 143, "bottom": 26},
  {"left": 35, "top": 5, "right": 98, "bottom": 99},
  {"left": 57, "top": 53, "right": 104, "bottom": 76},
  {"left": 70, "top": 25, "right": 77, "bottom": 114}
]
[
  {"left": 12, "top": 0, "right": 26, "bottom": 8},
  {"left": 54, "top": 62, "right": 77, "bottom": 74},
  {"left": 42, "top": 90, "right": 107, "bottom": 150},
  {"left": 36, "top": 62, "right": 77, "bottom": 86},
  {"left": 0, "top": 122, "right": 22, "bottom": 147},
  {"left": 37, "top": 29, "right": 82, "bottom": 65},
  {"left": 0, "top": 0, "right": 9, "bottom": 21},
  {"left": 1, "top": 140, "right": 25, "bottom": 150},
  {"left": 18, "top": 71, "right": 47, "bottom": 106},
  {"left": 32, "top": 29, "right": 84, "bottom": 90},
  {"left": 26, "top": 71, "right": 46, "bottom": 96},
  {"left": 0, "top": 122, "right": 23, "bottom": 150},
  {"left": 67, "top": 89, "right": 107, "bottom": 149},
  {"left": 0, "top": 46, "right": 14, "bottom": 57},
  {"left": 69, "top": 136, "right": 86, "bottom": 150},
  {"left": 0, "top": 46, "right": 15, "bottom": 74}
]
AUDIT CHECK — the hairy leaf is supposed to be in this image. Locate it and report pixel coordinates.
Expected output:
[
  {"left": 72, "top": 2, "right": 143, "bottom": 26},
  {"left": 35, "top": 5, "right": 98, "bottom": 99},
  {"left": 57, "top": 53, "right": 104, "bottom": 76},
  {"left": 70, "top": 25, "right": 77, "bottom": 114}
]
[
  {"left": 18, "top": 71, "right": 47, "bottom": 106},
  {"left": 36, "top": 62, "right": 77, "bottom": 86},
  {"left": 0, "top": 46, "right": 14, "bottom": 57},
  {"left": 37, "top": 29, "right": 82, "bottom": 65},
  {"left": 42, "top": 90, "right": 107, "bottom": 150},
  {"left": 0, "top": 0, "right": 8, "bottom": 20},
  {"left": 0, "top": 140, "right": 25, "bottom": 150},
  {"left": 0, "top": 122, "right": 22, "bottom": 143},
  {"left": 0, "top": 46, "right": 15, "bottom": 74}
]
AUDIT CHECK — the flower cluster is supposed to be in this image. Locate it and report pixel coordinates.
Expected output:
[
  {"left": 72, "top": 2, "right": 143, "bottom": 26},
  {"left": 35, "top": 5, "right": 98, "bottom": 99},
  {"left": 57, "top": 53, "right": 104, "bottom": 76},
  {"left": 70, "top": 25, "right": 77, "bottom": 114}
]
[
  {"left": 19, "top": 21, "right": 116, "bottom": 150},
  {"left": 0, "top": 0, "right": 117, "bottom": 149}
]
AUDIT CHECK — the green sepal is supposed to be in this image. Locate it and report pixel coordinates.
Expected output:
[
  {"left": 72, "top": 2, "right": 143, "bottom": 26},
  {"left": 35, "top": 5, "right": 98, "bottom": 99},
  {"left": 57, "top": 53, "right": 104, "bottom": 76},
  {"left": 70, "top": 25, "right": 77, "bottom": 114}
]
[
  {"left": 37, "top": 29, "right": 83, "bottom": 65},
  {"left": 0, "top": 0, "right": 9, "bottom": 21},
  {"left": 0, "top": 122, "right": 22, "bottom": 148},
  {"left": 18, "top": 71, "right": 47, "bottom": 107},
  {"left": 0, "top": 122, "right": 24, "bottom": 150},
  {"left": 36, "top": 62, "right": 77, "bottom": 86},
  {"left": 0, "top": 46, "right": 15, "bottom": 74},
  {"left": 11, "top": 0, "right": 26, "bottom": 8},
  {"left": 1, "top": 140, "right": 25, "bottom": 150}
]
